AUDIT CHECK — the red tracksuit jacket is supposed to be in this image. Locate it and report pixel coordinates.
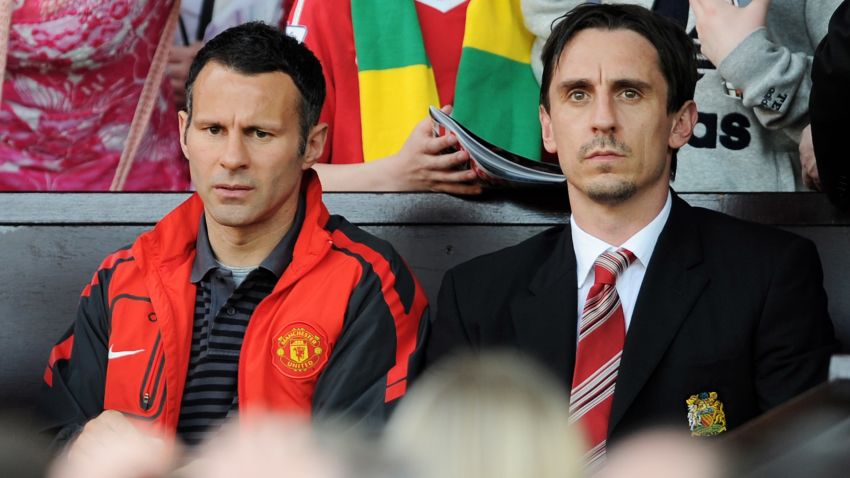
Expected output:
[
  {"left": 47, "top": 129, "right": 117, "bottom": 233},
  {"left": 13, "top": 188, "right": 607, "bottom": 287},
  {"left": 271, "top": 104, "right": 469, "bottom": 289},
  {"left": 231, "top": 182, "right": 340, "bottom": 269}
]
[{"left": 40, "top": 171, "right": 429, "bottom": 437}]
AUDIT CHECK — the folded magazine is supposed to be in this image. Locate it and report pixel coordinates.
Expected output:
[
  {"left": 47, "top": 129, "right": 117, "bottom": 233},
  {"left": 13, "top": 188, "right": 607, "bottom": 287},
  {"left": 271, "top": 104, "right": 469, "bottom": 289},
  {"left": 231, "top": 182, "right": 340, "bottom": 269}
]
[{"left": 429, "top": 106, "right": 565, "bottom": 187}]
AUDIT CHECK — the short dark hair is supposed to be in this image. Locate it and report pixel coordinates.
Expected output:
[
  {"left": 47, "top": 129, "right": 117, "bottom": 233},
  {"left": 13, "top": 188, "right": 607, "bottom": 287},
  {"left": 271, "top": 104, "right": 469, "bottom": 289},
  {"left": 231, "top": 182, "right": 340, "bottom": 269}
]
[
  {"left": 539, "top": 4, "right": 698, "bottom": 175},
  {"left": 184, "top": 22, "right": 326, "bottom": 154}
]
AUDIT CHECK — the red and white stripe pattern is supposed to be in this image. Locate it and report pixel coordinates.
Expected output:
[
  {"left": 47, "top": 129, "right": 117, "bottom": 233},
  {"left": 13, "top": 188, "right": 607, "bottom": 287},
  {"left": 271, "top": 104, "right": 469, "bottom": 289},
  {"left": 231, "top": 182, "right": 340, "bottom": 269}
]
[{"left": 570, "top": 248, "right": 636, "bottom": 465}]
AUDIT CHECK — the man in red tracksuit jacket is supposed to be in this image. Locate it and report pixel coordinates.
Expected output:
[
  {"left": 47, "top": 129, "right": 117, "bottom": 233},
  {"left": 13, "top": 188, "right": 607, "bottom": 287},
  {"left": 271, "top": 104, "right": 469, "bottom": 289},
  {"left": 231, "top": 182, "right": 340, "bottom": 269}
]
[{"left": 40, "top": 22, "right": 428, "bottom": 453}]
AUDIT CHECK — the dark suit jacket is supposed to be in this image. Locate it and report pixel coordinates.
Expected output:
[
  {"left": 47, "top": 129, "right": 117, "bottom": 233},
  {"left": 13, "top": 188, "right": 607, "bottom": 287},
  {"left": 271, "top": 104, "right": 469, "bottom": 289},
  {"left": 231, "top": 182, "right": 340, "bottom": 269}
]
[
  {"left": 425, "top": 194, "right": 837, "bottom": 444},
  {"left": 811, "top": 0, "right": 850, "bottom": 208}
]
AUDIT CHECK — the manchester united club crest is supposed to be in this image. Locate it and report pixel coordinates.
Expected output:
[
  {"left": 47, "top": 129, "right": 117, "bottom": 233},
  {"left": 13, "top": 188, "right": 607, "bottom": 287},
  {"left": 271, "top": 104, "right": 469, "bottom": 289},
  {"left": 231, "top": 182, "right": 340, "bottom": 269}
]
[
  {"left": 272, "top": 323, "right": 329, "bottom": 379},
  {"left": 686, "top": 392, "right": 727, "bottom": 437}
]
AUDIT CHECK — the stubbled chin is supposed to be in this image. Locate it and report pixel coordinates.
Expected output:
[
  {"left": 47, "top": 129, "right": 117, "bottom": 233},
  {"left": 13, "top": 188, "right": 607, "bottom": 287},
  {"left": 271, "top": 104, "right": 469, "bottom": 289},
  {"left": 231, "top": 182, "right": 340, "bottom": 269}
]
[{"left": 585, "top": 178, "right": 637, "bottom": 205}]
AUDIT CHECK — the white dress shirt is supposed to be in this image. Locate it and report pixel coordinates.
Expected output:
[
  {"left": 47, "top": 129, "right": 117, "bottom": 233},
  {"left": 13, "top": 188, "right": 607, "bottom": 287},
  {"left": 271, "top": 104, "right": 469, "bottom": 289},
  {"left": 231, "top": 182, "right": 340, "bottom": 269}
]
[{"left": 571, "top": 192, "right": 672, "bottom": 332}]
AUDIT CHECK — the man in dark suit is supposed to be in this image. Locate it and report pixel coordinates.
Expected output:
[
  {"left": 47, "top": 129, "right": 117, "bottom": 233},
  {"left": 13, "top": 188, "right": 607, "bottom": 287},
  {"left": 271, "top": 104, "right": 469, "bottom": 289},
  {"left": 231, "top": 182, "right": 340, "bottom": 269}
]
[{"left": 424, "top": 3, "right": 836, "bottom": 462}]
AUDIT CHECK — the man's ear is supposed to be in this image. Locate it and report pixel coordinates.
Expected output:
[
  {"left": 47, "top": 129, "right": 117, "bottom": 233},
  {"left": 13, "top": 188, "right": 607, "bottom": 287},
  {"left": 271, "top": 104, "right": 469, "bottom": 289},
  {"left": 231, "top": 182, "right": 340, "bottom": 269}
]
[
  {"left": 301, "top": 122, "right": 328, "bottom": 170},
  {"left": 540, "top": 105, "right": 557, "bottom": 154},
  {"left": 177, "top": 110, "right": 190, "bottom": 159},
  {"left": 668, "top": 100, "right": 698, "bottom": 150}
]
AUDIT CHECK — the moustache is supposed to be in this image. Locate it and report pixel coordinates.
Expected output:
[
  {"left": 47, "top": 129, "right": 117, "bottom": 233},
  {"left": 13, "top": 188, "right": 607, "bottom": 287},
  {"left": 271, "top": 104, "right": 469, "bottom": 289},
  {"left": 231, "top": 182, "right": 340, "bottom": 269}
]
[{"left": 578, "top": 136, "right": 631, "bottom": 158}]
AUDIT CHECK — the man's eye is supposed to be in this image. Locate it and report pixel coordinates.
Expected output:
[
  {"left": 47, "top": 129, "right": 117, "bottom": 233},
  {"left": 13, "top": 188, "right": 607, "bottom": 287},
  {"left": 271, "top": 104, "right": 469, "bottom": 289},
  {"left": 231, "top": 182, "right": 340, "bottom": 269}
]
[
  {"left": 254, "top": 130, "right": 269, "bottom": 139},
  {"left": 621, "top": 89, "right": 641, "bottom": 100},
  {"left": 207, "top": 126, "right": 221, "bottom": 135},
  {"left": 569, "top": 91, "right": 588, "bottom": 101}
]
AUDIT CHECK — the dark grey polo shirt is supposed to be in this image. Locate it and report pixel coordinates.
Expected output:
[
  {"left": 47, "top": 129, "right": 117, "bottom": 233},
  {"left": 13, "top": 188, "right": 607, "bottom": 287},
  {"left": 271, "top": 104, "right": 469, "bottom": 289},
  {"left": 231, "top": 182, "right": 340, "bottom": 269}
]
[{"left": 176, "top": 196, "right": 305, "bottom": 445}]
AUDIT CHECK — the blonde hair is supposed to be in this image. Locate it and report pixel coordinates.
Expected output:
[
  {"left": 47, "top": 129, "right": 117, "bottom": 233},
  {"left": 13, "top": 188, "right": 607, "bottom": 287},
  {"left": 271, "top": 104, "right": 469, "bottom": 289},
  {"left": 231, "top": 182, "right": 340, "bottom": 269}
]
[{"left": 385, "top": 352, "right": 584, "bottom": 478}]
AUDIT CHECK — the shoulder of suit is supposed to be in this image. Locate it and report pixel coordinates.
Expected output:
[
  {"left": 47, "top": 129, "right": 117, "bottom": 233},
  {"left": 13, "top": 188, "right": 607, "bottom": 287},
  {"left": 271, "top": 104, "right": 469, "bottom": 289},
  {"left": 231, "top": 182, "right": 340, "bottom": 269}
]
[
  {"left": 448, "top": 225, "right": 566, "bottom": 279},
  {"left": 686, "top": 203, "right": 812, "bottom": 250}
]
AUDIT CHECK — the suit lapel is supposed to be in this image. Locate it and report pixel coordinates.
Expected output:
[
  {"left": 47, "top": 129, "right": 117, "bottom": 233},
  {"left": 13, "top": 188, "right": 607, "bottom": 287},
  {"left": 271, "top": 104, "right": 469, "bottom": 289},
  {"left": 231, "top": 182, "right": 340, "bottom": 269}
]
[
  {"left": 609, "top": 195, "right": 710, "bottom": 433},
  {"left": 509, "top": 227, "right": 578, "bottom": 382}
]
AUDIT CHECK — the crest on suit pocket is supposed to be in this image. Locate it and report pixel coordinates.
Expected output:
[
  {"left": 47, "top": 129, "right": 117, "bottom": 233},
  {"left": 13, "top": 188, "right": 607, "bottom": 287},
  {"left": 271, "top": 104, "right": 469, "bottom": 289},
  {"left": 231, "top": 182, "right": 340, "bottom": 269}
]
[{"left": 686, "top": 392, "right": 727, "bottom": 437}]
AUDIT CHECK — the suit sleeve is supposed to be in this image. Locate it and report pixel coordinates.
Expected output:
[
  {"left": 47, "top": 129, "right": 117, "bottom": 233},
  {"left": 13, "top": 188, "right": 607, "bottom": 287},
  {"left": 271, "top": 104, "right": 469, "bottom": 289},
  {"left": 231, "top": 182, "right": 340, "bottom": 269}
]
[
  {"left": 38, "top": 267, "right": 111, "bottom": 444},
  {"left": 311, "top": 248, "right": 428, "bottom": 427},
  {"left": 810, "top": 0, "right": 850, "bottom": 208},
  {"left": 424, "top": 268, "right": 477, "bottom": 367},
  {"left": 754, "top": 237, "right": 838, "bottom": 411}
]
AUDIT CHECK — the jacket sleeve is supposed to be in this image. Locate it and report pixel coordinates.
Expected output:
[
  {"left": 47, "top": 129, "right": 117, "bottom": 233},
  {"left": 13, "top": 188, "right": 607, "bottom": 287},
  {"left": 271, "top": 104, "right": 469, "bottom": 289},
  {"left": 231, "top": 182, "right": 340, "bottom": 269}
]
[
  {"left": 310, "top": 244, "right": 429, "bottom": 428},
  {"left": 810, "top": 0, "right": 850, "bottom": 209},
  {"left": 717, "top": 0, "right": 842, "bottom": 135},
  {"left": 754, "top": 236, "right": 837, "bottom": 411},
  {"left": 38, "top": 265, "right": 112, "bottom": 445}
]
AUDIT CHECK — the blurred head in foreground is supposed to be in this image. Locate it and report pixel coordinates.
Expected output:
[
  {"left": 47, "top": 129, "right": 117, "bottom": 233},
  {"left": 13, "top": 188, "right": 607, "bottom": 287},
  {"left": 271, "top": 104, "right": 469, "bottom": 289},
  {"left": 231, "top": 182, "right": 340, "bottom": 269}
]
[
  {"left": 593, "top": 428, "right": 726, "bottom": 478},
  {"left": 386, "top": 352, "right": 584, "bottom": 478},
  {"left": 184, "top": 415, "right": 400, "bottom": 478}
]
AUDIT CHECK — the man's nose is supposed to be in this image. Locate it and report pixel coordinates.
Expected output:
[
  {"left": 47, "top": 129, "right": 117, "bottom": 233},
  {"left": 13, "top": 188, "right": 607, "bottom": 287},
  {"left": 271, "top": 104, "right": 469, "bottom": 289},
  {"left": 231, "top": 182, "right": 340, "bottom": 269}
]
[
  {"left": 220, "top": 134, "right": 249, "bottom": 170},
  {"left": 590, "top": 95, "right": 617, "bottom": 134}
]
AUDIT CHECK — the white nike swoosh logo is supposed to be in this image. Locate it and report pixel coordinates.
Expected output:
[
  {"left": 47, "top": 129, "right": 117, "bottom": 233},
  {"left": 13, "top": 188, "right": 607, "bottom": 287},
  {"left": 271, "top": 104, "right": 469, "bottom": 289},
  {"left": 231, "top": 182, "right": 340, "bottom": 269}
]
[{"left": 108, "top": 345, "right": 145, "bottom": 360}]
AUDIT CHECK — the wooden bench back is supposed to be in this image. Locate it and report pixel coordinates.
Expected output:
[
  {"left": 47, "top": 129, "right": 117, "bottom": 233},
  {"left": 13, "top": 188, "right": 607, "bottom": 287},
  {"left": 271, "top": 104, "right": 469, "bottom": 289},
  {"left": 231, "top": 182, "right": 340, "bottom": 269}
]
[{"left": 2, "top": 191, "right": 848, "bottom": 413}]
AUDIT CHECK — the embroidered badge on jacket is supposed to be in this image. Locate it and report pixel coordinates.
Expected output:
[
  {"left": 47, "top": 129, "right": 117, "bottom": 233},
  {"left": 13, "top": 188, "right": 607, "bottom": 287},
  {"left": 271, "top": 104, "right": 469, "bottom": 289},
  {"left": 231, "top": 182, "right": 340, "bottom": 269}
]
[
  {"left": 272, "top": 322, "right": 329, "bottom": 379},
  {"left": 686, "top": 392, "right": 727, "bottom": 437}
]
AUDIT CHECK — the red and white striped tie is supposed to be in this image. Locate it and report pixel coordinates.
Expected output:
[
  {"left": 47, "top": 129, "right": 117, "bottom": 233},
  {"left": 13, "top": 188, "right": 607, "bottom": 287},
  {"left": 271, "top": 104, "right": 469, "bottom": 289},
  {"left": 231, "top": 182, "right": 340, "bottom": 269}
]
[{"left": 569, "top": 248, "right": 636, "bottom": 464}]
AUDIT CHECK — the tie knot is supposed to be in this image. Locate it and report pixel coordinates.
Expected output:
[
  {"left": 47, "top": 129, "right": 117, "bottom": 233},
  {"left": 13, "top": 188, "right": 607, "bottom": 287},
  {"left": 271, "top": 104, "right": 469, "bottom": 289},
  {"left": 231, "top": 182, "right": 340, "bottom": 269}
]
[{"left": 593, "top": 248, "right": 636, "bottom": 285}]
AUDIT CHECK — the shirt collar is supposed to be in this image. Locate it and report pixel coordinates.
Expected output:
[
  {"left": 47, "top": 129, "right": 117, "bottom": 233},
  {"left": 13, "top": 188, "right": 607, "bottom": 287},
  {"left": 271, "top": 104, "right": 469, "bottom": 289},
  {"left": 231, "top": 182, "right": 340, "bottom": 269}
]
[
  {"left": 571, "top": 191, "right": 672, "bottom": 287},
  {"left": 190, "top": 193, "right": 306, "bottom": 283},
  {"left": 191, "top": 216, "right": 218, "bottom": 283}
]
